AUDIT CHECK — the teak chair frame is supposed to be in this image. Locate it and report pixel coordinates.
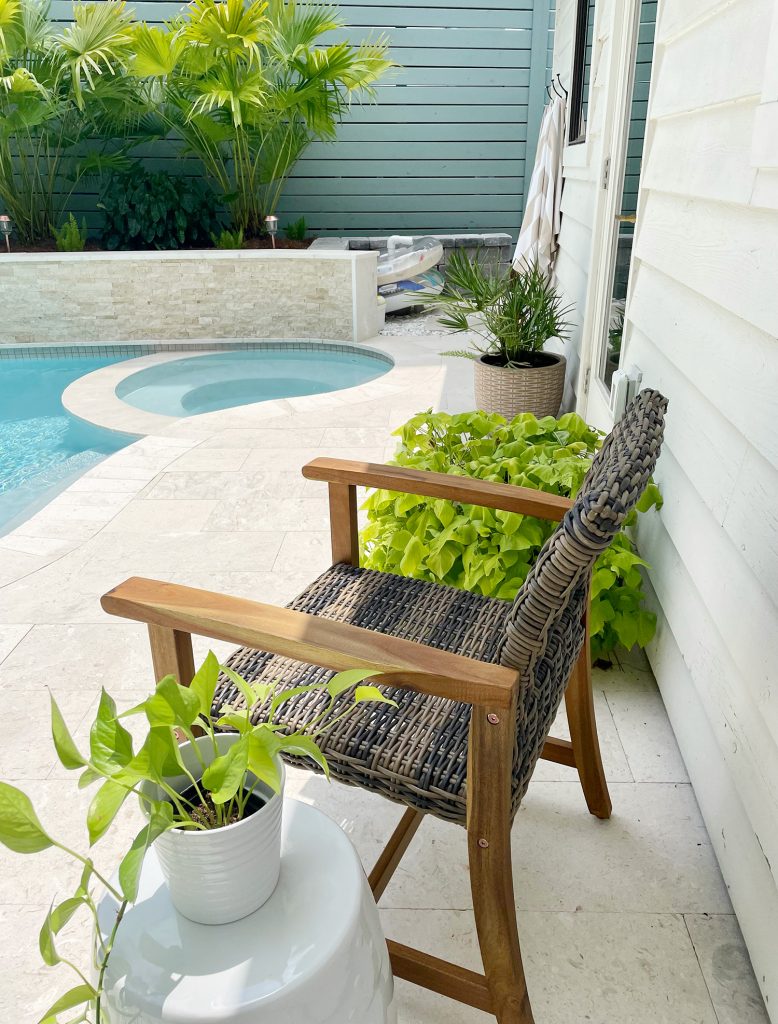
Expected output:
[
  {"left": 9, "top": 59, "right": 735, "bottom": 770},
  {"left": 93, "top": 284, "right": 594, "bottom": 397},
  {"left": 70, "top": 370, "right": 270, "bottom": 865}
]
[{"left": 102, "top": 458, "right": 613, "bottom": 1024}]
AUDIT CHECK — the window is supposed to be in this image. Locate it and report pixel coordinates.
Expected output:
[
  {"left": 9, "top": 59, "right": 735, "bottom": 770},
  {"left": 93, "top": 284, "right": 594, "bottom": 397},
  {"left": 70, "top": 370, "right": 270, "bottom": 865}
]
[{"left": 569, "top": 0, "right": 596, "bottom": 144}]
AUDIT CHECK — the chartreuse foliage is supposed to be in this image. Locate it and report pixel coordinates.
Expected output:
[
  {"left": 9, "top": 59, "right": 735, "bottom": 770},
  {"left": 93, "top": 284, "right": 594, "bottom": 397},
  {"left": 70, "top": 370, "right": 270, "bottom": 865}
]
[
  {"left": 361, "top": 410, "right": 662, "bottom": 662},
  {"left": 0, "top": 654, "right": 391, "bottom": 1024},
  {"left": 53, "top": 212, "right": 88, "bottom": 251}
]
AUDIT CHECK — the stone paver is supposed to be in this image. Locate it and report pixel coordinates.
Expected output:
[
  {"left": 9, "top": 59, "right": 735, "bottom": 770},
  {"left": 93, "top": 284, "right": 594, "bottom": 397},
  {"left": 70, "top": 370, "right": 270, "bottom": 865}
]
[{"left": 0, "top": 335, "right": 768, "bottom": 1024}]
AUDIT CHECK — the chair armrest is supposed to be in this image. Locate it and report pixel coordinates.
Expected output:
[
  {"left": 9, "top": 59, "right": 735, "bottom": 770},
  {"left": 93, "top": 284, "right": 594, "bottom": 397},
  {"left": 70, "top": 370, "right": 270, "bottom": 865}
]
[
  {"left": 101, "top": 577, "right": 520, "bottom": 710},
  {"left": 303, "top": 458, "right": 572, "bottom": 522}
]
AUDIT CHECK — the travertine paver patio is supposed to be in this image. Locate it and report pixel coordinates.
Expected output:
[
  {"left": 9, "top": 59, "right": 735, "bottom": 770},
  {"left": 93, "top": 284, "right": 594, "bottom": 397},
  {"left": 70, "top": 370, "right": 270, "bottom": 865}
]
[{"left": 0, "top": 334, "right": 769, "bottom": 1023}]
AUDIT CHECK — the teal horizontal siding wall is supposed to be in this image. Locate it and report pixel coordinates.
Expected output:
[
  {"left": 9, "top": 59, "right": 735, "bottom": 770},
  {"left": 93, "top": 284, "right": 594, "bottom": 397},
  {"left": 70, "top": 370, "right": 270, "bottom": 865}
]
[{"left": 48, "top": 0, "right": 554, "bottom": 239}]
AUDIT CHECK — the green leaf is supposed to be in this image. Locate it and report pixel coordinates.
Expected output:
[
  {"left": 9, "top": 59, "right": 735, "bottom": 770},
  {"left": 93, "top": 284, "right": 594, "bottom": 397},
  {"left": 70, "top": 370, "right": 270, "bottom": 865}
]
[
  {"left": 87, "top": 779, "right": 131, "bottom": 846},
  {"left": 277, "top": 733, "right": 329, "bottom": 779},
  {"left": 219, "top": 664, "right": 258, "bottom": 708},
  {"left": 78, "top": 766, "right": 103, "bottom": 790},
  {"left": 267, "top": 681, "right": 325, "bottom": 719},
  {"left": 39, "top": 903, "right": 61, "bottom": 967},
  {"left": 248, "top": 731, "right": 282, "bottom": 792},
  {"left": 50, "top": 894, "right": 89, "bottom": 934},
  {"left": 190, "top": 650, "right": 221, "bottom": 718},
  {"left": 636, "top": 609, "right": 657, "bottom": 647},
  {"left": 354, "top": 684, "right": 397, "bottom": 707},
  {"left": 49, "top": 694, "right": 86, "bottom": 770},
  {"left": 89, "top": 690, "right": 134, "bottom": 778},
  {"left": 591, "top": 566, "right": 616, "bottom": 599},
  {"left": 118, "top": 803, "right": 174, "bottom": 903},
  {"left": 326, "top": 668, "right": 381, "bottom": 699},
  {"left": 36, "top": 984, "right": 96, "bottom": 1024},
  {"left": 589, "top": 597, "right": 616, "bottom": 636},
  {"left": 145, "top": 675, "right": 201, "bottom": 729},
  {"left": 201, "top": 736, "right": 249, "bottom": 804},
  {"left": 399, "top": 535, "right": 425, "bottom": 575},
  {"left": 0, "top": 782, "right": 54, "bottom": 854},
  {"left": 122, "top": 727, "right": 185, "bottom": 784}
]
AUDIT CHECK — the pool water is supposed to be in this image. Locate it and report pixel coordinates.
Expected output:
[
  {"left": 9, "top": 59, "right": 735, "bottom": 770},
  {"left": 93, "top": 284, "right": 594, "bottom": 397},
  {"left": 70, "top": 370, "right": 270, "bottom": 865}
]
[
  {"left": 0, "top": 356, "right": 133, "bottom": 537},
  {"left": 116, "top": 348, "right": 392, "bottom": 417}
]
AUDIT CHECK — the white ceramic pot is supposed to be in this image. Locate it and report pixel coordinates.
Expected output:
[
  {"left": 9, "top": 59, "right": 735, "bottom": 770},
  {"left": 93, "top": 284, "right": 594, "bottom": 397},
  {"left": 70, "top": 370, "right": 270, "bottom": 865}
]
[{"left": 145, "top": 733, "right": 285, "bottom": 926}]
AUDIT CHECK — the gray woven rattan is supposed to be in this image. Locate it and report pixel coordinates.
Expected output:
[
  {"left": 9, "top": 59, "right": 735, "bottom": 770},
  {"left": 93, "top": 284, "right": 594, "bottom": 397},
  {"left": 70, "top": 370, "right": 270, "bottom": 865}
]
[{"left": 215, "top": 389, "right": 668, "bottom": 825}]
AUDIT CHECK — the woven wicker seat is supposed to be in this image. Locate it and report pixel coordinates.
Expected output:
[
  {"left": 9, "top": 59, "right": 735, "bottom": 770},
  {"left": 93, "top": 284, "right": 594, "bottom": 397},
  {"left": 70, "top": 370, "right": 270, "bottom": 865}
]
[
  {"left": 217, "top": 563, "right": 510, "bottom": 823},
  {"left": 102, "top": 389, "right": 668, "bottom": 1024}
]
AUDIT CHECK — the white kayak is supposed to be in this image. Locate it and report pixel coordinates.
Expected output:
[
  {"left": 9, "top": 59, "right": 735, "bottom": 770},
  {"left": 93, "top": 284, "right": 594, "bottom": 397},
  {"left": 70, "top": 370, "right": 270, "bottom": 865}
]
[
  {"left": 379, "top": 269, "right": 444, "bottom": 313},
  {"left": 376, "top": 235, "right": 444, "bottom": 286}
]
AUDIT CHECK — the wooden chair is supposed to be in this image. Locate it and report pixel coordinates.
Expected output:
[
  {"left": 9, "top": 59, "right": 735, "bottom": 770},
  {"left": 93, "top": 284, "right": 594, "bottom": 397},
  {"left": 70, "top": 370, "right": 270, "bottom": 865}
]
[{"left": 102, "top": 389, "right": 668, "bottom": 1024}]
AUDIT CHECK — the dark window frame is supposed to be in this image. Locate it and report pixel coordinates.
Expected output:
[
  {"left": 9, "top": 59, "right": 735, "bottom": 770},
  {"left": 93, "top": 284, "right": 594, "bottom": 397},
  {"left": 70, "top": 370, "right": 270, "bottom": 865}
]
[{"left": 568, "top": 0, "right": 594, "bottom": 144}]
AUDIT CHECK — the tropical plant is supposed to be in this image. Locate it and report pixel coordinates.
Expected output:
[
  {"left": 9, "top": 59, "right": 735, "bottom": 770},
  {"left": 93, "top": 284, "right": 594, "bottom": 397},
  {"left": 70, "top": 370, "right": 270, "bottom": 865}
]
[
  {"left": 0, "top": 652, "right": 391, "bottom": 1024},
  {"left": 211, "top": 225, "right": 244, "bottom": 248},
  {"left": 0, "top": 0, "right": 149, "bottom": 243},
  {"left": 128, "top": 0, "right": 394, "bottom": 235},
  {"left": 360, "top": 409, "right": 663, "bottom": 662},
  {"left": 98, "top": 164, "right": 219, "bottom": 249},
  {"left": 424, "top": 251, "right": 573, "bottom": 367},
  {"left": 284, "top": 214, "right": 306, "bottom": 240},
  {"left": 53, "top": 211, "right": 88, "bottom": 250}
]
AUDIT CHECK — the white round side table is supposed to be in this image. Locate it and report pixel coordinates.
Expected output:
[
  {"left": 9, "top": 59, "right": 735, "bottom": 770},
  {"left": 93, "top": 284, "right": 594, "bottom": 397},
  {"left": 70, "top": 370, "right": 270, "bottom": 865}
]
[{"left": 96, "top": 800, "right": 396, "bottom": 1024}]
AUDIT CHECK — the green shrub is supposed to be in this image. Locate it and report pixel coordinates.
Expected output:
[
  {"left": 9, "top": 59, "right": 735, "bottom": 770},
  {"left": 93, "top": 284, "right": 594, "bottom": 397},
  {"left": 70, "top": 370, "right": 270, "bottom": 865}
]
[
  {"left": 129, "top": 0, "right": 394, "bottom": 236},
  {"left": 211, "top": 227, "right": 244, "bottom": 249},
  {"left": 0, "top": 0, "right": 150, "bottom": 243},
  {"left": 99, "top": 166, "right": 220, "bottom": 250},
  {"left": 360, "top": 409, "right": 663, "bottom": 662},
  {"left": 284, "top": 216, "right": 307, "bottom": 241},
  {"left": 53, "top": 213, "right": 88, "bottom": 252}
]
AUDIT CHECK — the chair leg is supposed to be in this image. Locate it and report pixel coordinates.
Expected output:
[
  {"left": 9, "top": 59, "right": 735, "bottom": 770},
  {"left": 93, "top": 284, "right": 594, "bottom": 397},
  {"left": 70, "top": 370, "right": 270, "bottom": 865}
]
[
  {"left": 564, "top": 617, "right": 612, "bottom": 819},
  {"left": 468, "top": 704, "right": 535, "bottom": 1024}
]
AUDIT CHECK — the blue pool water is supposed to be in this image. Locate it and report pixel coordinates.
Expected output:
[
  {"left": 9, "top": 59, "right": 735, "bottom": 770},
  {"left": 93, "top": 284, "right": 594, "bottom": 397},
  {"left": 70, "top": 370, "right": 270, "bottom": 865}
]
[
  {"left": 116, "top": 348, "right": 392, "bottom": 417},
  {"left": 0, "top": 356, "right": 133, "bottom": 537}
]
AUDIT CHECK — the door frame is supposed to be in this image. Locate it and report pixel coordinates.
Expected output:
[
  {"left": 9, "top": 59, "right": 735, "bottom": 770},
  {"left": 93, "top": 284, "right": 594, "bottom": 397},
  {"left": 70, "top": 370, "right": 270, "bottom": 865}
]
[{"left": 574, "top": 0, "right": 644, "bottom": 430}]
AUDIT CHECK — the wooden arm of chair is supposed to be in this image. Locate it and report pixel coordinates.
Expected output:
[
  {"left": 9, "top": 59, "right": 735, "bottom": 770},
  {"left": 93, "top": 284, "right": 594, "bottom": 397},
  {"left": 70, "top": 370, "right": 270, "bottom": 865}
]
[
  {"left": 101, "top": 576, "right": 521, "bottom": 710},
  {"left": 303, "top": 457, "right": 573, "bottom": 522}
]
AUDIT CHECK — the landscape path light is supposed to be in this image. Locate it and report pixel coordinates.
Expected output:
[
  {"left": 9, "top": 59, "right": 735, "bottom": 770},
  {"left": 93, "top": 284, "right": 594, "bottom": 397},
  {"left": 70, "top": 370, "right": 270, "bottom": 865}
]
[
  {"left": 0, "top": 215, "right": 11, "bottom": 253},
  {"left": 264, "top": 214, "right": 278, "bottom": 249}
]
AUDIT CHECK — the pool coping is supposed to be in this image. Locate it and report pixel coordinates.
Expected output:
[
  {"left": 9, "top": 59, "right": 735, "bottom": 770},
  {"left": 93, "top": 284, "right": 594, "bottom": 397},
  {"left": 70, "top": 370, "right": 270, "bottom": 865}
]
[{"left": 61, "top": 340, "right": 400, "bottom": 436}]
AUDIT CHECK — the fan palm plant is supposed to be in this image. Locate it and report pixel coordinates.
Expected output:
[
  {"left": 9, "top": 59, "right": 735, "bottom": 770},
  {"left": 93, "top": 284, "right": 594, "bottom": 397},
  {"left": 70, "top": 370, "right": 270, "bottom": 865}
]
[
  {"left": 0, "top": 0, "right": 148, "bottom": 243},
  {"left": 130, "top": 0, "right": 393, "bottom": 236}
]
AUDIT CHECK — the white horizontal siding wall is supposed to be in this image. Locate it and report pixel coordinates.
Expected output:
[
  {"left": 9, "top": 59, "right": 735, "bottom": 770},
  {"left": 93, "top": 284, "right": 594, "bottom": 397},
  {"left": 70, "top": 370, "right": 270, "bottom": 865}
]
[{"left": 554, "top": 0, "right": 778, "bottom": 1014}]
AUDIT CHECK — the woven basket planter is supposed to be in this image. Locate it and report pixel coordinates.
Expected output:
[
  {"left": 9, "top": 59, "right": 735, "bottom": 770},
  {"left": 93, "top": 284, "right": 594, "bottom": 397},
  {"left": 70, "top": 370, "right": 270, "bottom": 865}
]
[{"left": 474, "top": 352, "right": 566, "bottom": 420}]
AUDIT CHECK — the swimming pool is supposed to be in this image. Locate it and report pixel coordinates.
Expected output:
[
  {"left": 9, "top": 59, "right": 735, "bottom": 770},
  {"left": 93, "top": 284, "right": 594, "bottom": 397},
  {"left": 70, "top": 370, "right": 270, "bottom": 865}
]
[
  {"left": 0, "top": 355, "right": 134, "bottom": 537},
  {"left": 116, "top": 347, "right": 392, "bottom": 418}
]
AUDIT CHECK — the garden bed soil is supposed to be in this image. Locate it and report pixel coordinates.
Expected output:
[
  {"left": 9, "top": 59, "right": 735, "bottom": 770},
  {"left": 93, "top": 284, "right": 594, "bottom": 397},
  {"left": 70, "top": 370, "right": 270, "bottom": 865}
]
[{"left": 3, "top": 237, "right": 314, "bottom": 254}]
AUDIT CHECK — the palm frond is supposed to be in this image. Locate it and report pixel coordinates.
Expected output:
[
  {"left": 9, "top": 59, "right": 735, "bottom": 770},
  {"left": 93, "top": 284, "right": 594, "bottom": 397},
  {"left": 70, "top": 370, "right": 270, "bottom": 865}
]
[
  {"left": 56, "top": 1, "right": 135, "bottom": 107},
  {"left": 190, "top": 62, "right": 268, "bottom": 125},
  {"left": 183, "top": 0, "right": 269, "bottom": 65},
  {"left": 0, "top": 0, "right": 21, "bottom": 54},
  {"left": 130, "top": 22, "right": 186, "bottom": 77},
  {"left": 264, "top": 0, "right": 342, "bottom": 61},
  {"left": 0, "top": 64, "right": 46, "bottom": 94}
]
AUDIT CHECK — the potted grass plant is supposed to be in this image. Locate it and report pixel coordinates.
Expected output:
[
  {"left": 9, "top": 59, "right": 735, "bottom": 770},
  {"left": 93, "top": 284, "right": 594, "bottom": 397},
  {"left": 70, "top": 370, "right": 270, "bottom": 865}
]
[
  {"left": 424, "top": 251, "right": 573, "bottom": 419},
  {"left": 0, "top": 653, "right": 391, "bottom": 1024}
]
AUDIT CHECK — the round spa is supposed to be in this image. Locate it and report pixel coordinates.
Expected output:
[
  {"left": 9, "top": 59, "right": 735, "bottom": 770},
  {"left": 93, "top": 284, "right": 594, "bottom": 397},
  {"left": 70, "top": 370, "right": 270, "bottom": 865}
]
[{"left": 115, "top": 345, "right": 393, "bottom": 418}]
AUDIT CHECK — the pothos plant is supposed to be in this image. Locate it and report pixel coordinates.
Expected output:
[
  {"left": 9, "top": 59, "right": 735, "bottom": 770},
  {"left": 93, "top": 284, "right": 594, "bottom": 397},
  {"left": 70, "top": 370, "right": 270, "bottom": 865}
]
[
  {"left": 360, "top": 409, "right": 662, "bottom": 663},
  {"left": 0, "top": 652, "right": 391, "bottom": 1024}
]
